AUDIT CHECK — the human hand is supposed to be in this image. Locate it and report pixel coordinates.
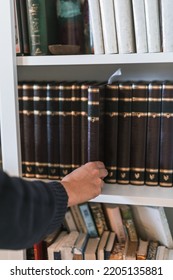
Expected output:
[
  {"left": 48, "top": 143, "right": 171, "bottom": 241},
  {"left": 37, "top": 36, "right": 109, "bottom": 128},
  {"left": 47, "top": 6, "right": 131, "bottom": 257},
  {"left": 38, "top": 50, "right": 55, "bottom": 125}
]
[{"left": 61, "top": 161, "right": 108, "bottom": 207}]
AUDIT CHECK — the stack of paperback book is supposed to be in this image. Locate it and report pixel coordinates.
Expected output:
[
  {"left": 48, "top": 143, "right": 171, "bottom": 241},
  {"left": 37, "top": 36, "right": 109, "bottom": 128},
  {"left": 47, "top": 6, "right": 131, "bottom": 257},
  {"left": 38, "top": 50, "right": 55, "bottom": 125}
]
[{"left": 27, "top": 203, "right": 173, "bottom": 260}]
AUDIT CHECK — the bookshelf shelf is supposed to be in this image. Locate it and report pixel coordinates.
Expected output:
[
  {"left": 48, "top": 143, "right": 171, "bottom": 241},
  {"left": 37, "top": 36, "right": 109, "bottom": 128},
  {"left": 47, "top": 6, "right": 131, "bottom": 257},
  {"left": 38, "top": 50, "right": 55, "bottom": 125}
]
[
  {"left": 92, "top": 184, "right": 173, "bottom": 207},
  {"left": 17, "top": 53, "right": 173, "bottom": 66}
]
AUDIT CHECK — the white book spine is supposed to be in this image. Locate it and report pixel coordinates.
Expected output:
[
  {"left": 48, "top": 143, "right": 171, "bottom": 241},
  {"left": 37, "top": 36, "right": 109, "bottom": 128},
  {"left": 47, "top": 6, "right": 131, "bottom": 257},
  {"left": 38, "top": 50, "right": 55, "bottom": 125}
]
[
  {"left": 88, "top": 0, "right": 104, "bottom": 54},
  {"left": 132, "top": 206, "right": 173, "bottom": 249},
  {"left": 156, "top": 245, "right": 166, "bottom": 260},
  {"left": 144, "top": 0, "right": 161, "bottom": 53},
  {"left": 79, "top": 203, "right": 98, "bottom": 237},
  {"left": 160, "top": 0, "right": 173, "bottom": 52},
  {"left": 99, "top": 0, "right": 118, "bottom": 54},
  {"left": 113, "top": 0, "right": 135, "bottom": 53},
  {"left": 132, "top": 0, "right": 148, "bottom": 53}
]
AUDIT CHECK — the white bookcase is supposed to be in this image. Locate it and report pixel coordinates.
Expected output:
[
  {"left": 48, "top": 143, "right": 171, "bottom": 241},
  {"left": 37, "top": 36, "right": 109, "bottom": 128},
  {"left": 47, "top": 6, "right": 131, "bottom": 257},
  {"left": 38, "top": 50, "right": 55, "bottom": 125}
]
[{"left": 0, "top": 0, "right": 173, "bottom": 260}]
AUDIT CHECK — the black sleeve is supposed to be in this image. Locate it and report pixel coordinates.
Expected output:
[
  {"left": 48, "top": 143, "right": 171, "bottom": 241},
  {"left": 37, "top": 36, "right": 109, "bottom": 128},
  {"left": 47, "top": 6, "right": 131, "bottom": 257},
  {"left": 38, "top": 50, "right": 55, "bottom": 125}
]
[{"left": 0, "top": 170, "right": 68, "bottom": 249}]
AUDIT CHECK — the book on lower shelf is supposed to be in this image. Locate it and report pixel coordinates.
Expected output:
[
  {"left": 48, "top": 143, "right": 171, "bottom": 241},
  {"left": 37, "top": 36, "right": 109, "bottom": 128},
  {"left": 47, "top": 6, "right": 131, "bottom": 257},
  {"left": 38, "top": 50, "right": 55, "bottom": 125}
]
[
  {"left": 120, "top": 205, "right": 138, "bottom": 243},
  {"left": 131, "top": 205, "right": 173, "bottom": 248},
  {"left": 79, "top": 203, "right": 98, "bottom": 237},
  {"left": 146, "top": 241, "right": 159, "bottom": 260},
  {"left": 124, "top": 240, "right": 138, "bottom": 260},
  {"left": 89, "top": 202, "right": 108, "bottom": 237},
  {"left": 72, "top": 232, "right": 89, "bottom": 260},
  {"left": 104, "top": 231, "right": 116, "bottom": 260},
  {"left": 47, "top": 231, "right": 68, "bottom": 260},
  {"left": 84, "top": 237, "right": 100, "bottom": 260},
  {"left": 70, "top": 205, "right": 88, "bottom": 234},
  {"left": 64, "top": 209, "right": 78, "bottom": 232},
  {"left": 97, "top": 230, "right": 110, "bottom": 260},
  {"left": 103, "top": 204, "right": 126, "bottom": 243},
  {"left": 60, "top": 231, "right": 79, "bottom": 260},
  {"left": 109, "top": 240, "right": 128, "bottom": 260},
  {"left": 136, "top": 239, "right": 149, "bottom": 260},
  {"left": 156, "top": 245, "right": 169, "bottom": 260}
]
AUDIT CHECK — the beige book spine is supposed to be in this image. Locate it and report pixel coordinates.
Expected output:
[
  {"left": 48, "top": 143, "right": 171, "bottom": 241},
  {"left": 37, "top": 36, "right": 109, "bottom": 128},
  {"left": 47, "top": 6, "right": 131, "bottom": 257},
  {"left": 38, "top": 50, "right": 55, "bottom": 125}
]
[
  {"left": 144, "top": 0, "right": 161, "bottom": 52},
  {"left": 113, "top": 0, "right": 135, "bottom": 53},
  {"left": 99, "top": 0, "right": 118, "bottom": 54},
  {"left": 88, "top": 0, "right": 104, "bottom": 54}
]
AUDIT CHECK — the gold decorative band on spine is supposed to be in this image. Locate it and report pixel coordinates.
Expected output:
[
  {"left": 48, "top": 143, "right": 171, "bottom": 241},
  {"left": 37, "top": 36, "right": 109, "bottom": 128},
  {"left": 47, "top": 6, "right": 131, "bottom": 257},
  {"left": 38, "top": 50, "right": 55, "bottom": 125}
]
[
  {"left": 117, "top": 167, "right": 130, "bottom": 171},
  {"left": 130, "top": 180, "right": 144, "bottom": 185},
  {"left": 146, "top": 168, "right": 158, "bottom": 172},
  {"left": 88, "top": 101, "right": 99, "bottom": 105},
  {"left": 106, "top": 166, "right": 117, "bottom": 170},
  {"left": 132, "top": 97, "right": 148, "bottom": 102},
  {"left": 130, "top": 167, "right": 145, "bottom": 172},
  {"left": 145, "top": 181, "right": 158, "bottom": 186},
  {"left": 159, "top": 169, "right": 173, "bottom": 173},
  {"left": 88, "top": 117, "right": 99, "bottom": 122}
]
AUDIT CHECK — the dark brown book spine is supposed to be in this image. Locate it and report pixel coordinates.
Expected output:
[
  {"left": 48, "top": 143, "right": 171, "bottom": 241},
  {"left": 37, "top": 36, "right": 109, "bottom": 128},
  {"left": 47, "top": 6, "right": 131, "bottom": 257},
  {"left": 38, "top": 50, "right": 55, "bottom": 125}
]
[
  {"left": 14, "top": 0, "right": 23, "bottom": 54},
  {"left": 18, "top": 82, "right": 25, "bottom": 176},
  {"left": 145, "top": 82, "right": 162, "bottom": 186},
  {"left": 22, "top": 82, "right": 35, "bottom": 178},
  {"left": 81, "top": 83, "right": 89, "bottom": 164},
  {"left": 87, "top": 83, "right": 105, "bottom": 162},
  {"left": 117, "top": 82, "right": 132, "bottom": 184},
  {"left": 18, "top": 0, "right": 30, "bottom": 54},
  {"left": 46, "top": 82, "right": 60, "bottom": 179},
  {"left": 33, "top": 82, "right": 48, "bottom": 179},
  {"left": 104, "top": 83, "right": 119, "bottom": 183},
  {"left": 71, "top": 83, "right": 82, "bottom": 171},
  {"left": 59, "top": 82, "right": 72, "bottom": 179},
  {"left": 159, "top": 82, "right": 173, "bottom": 187},
  {"left": 130, "top": 82, "right": 148, "bottom": 185}
]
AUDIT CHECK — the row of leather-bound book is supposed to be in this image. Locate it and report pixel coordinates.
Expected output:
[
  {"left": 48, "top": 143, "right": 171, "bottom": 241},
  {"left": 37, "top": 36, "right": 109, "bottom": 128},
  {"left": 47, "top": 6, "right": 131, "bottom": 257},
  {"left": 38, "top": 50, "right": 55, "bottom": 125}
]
[
  {"left": 26, "top": 202, "right": 173, "bottom": 260},
  {"left": 18, "top": 80, "right": 173, "bottom": 187}
]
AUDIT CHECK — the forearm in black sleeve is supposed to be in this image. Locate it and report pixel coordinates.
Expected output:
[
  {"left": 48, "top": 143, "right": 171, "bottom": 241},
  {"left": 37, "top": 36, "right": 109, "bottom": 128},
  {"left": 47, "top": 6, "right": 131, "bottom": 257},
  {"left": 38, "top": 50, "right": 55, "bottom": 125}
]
[{"left": 0, "top": 170, "right": 68, "bottom": 250}]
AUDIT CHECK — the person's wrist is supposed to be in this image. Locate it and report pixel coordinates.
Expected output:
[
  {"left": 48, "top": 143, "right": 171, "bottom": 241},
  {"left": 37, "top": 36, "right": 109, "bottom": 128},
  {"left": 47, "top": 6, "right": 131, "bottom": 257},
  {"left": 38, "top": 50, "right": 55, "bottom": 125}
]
[{"left": 60, "top": 180, "right": 73, "bottom": 207}]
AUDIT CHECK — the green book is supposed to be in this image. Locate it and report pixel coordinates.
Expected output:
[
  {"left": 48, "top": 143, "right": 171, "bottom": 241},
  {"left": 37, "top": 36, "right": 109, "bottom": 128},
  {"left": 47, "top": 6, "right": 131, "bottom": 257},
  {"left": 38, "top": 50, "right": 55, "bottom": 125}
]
[{"left": 26, "top": 0, "right": 58, "bottom": 55}]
